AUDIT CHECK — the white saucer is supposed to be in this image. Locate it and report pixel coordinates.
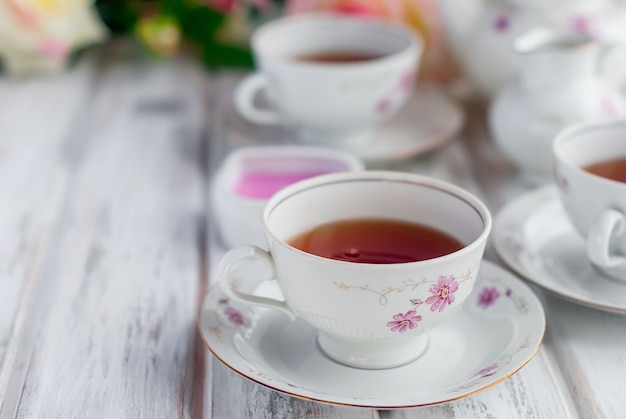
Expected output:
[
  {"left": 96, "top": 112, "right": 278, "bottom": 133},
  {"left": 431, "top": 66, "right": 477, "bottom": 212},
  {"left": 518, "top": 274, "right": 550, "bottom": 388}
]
[
  {"left": 199, "top": 260, "right": 544, "bottom": 408},
  {"left": 356, "top": 84, "right": 464, "bottom": 165},
  {"left": 493, "top": 185, "right": 626, "bottom": 314},
  {"left": 227, "top": 84, "right": 465, "bottom": 166}
]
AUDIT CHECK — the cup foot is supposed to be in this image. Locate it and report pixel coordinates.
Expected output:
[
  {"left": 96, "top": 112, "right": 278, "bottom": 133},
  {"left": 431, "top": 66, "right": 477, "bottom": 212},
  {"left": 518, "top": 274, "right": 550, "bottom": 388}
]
[{"left": 317, "top": 332, "right": 429, "bottom": 369}]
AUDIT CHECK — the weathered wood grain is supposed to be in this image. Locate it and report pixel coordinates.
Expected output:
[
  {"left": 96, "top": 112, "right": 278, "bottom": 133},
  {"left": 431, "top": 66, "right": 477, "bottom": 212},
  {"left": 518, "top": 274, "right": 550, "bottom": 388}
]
[
  {"left": 3, "top": 49, "right": 209, "bottom": 418},
  {"left": 541, "top": 294, "right": 626, "bottom": 419},
  {"left": 0, "top": 55, "right": 100, "bottom": 416}
]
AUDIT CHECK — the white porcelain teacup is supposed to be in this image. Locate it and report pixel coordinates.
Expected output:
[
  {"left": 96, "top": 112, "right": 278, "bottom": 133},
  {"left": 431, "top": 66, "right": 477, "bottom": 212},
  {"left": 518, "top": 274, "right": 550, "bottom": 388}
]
[
  {"left": 218, "top": 171, "right": 491, "bottom": 369},
  {"left": 553, "top": 119, "right": 626, "bottom": 281},
  {"left": 234, "top": 14, "right": 422, "bottom": 150}
]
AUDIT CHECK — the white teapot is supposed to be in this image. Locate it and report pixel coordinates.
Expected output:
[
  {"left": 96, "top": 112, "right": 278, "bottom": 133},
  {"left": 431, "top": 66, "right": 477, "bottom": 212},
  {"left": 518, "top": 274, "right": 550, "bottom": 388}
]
[
  {"left": 439, "top": 0, "right": 626, "bottom": 98},
  {"left": 488, "top": 27, "right": 626, "bottom": 182}
]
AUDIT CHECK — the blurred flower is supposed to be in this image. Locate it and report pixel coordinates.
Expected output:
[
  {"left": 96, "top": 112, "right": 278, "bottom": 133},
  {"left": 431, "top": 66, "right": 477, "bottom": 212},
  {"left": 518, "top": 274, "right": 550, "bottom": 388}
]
[
  {"left": 285, "top": 0, "right": 460, "bottom": 83},
  {"left": 135, "top": 13, "right": 181, "bottom": 56},
  {"left": 0, "top": 0, "right": 109, "bottom": 75}
]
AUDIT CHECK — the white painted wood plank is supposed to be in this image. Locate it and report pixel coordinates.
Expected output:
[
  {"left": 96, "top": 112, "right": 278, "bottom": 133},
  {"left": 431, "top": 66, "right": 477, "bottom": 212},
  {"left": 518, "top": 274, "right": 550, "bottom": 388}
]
[
  {"left": 541, "top": 294, "right": 626, "bottom": 419},
  {"left": 9, "top": 52, "right": 208, "bottom": 418},
  {"left": 0, "top": 54, "right": 98, "bottom": 413}
]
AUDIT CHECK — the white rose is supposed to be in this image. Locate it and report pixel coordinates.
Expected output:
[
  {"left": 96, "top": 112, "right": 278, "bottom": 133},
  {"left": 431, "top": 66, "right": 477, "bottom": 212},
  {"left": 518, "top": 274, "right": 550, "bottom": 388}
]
[{"left": 0, "top": 0, "right": 109, "bottom": 75}]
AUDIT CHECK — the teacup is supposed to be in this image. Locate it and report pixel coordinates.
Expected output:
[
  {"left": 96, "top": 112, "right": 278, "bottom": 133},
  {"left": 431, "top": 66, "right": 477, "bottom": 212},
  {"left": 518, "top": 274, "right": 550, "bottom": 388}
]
[
  {"left": 234, "top": 14, "right": 422, "bottom": 150},
  {"left": 553, "top": 119, "right": 626, "bottom": 281},
  {"left": 218, "top": 171, "right": 491, "bottom": 369}
]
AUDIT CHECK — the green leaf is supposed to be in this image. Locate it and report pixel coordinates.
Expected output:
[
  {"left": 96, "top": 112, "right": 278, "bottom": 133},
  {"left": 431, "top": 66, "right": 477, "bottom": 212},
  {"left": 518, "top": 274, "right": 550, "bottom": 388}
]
[
  {"left": 179, "top": 5, "right": 225, "bottom": 43},
  {"left": 200, "top": 42, "right": 254, "bottom": 70}
]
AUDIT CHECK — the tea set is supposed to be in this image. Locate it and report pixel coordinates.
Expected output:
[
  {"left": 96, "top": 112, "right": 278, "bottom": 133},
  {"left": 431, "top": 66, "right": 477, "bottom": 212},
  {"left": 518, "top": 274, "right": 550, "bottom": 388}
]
[
  {"left": 200, "top": 12, "right": 626, "bottom": 408},
  {"left": 439, "top": 0, "right": 626, "bottom": 99},
  {"left": 493, "top": 119, "right": 626, "bottom": 312}
]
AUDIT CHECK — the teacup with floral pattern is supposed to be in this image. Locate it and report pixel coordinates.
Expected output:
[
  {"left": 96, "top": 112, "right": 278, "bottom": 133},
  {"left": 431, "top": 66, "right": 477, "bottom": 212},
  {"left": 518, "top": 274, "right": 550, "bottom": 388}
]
[
  {"left": 234, "top": 14, "right": 422, "bottom": 150},
  {"left": 218, "top": 171, "right": 491, "bottom": 369}
]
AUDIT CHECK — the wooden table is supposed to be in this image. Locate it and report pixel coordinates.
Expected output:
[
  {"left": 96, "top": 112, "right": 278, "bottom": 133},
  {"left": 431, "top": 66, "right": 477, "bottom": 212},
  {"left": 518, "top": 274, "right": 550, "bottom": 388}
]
[{"left": 1, "top": 44, "right": 624, "bottom": 418}]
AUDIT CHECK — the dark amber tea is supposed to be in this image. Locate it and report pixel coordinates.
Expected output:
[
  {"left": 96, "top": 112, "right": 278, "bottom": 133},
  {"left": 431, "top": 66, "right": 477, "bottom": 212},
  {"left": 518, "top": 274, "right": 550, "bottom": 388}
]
[
  {"left": 288, "top": 218, "right": 464, "bottom": 264},
  {"left": 583, "top": 157, "right": 626, "bottom": 183},
  {"left": 292, "top": 51, "right": 384, "bottom": 63}
]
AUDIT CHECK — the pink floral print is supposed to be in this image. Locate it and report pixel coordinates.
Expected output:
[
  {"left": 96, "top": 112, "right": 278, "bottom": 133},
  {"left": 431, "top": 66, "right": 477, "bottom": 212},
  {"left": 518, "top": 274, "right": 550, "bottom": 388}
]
[
  {"left": 493, "top": 15, "right": 510, "bottom": 32},
  {"left": 219, "top": 297, "right": 247, "bottom": 326},
  {"left": 426, "top": 275, "right": 459, "bottom": 312},
  {"left": 387, "top": 310, "right": 422, "bottom": 333},
  {"left": 224, "top": 307, "right": 246, "bottom": 326},
  {"left": 478, "top": 286, "right": 500, "bottom": 309},
  {"left": 474, "top": 363, "right": 498, "bottom": 378}
]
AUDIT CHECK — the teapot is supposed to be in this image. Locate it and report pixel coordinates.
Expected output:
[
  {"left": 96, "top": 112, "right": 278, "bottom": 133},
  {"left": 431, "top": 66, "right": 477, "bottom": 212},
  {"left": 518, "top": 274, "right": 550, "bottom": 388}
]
[
  {"left": 488, "top": 27, "right": 626, "bottom": 182},
  {"left": 439, "top": 0, "right": 626, "bottom": 98}
]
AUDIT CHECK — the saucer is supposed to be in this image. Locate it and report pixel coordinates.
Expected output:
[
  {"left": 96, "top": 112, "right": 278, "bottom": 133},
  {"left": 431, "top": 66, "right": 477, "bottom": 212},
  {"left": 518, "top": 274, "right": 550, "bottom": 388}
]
[
  {"left": 357, "top": 84, "right": 465, "bottom": 165},
  {"left": 199, "top": 260, "right": 544, "bottom": 408},
  {"left": 228, "top": 84, "right": 464, "bottom": 166},
  {"left": 492, "top": 185, "right": 626, "bottom": 314}
]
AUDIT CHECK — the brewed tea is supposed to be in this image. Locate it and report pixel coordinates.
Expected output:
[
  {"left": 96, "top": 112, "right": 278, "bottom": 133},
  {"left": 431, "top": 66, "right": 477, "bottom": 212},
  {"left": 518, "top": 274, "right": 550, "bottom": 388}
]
[
  {"left": 293, "top": 51, "right": 384, "bottom": 63},
  {"left": 583, "top": 157, "right": 626, "bottom": 183},
  {"left": 288, "top": 218, "right": 464, "bottom": 264}
]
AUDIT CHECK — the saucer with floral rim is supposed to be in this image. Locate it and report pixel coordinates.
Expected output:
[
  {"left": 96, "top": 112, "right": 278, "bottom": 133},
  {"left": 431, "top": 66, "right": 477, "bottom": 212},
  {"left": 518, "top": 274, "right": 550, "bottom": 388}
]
[
  {"left": 198, "top": 260, "right": 544, "bottom": 408},
  {"left": 352, "top": 84, "right": 465, "bottom": 165},
  {"left": 492, "top": 185, "right": 626, "bottom": 314},
  {"left": 228, "top": 84, "right": 464, "bottom": 166}
]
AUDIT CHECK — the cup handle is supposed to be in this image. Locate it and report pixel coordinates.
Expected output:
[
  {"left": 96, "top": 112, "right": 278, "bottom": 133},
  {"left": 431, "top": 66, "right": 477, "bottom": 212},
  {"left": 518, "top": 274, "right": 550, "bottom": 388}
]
[
  {"left": 234, "top": 73, "right": 282, "bottom": 125},
  {"left": 587, "top": 209, "right": 626, "bottom": 269},
  {"left": 217, "top": 244, "right": 297, "bottom": 320}
]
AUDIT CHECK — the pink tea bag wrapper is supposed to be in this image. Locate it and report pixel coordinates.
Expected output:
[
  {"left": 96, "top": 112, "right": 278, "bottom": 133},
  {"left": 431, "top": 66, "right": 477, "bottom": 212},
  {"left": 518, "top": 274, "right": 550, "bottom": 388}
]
[
  {"left": 212, "top": 146, "right": 363, "bottom": 248},
  {"left": 234, "top": 170, "right": 329, "bottom": 199}
]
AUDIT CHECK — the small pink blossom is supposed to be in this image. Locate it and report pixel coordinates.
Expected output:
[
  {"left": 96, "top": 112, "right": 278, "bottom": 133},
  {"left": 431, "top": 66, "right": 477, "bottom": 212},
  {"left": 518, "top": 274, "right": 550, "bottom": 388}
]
[
  {"left": 387, "top": 310, "right": 422, "bottom": 333},
  {"left": 478, "top": 286, "right": 500, "bottom": 309},
  {"left": 426, "top": 275, "right": 459, "bottom": 312},
  {"left": 376, "top": 98, "right": 391, "bottom": 114},
  {"left": 474, "top": 363, "right": 498, "bottom": 378},
  {"left": 493, "top": 15, "right": 510, "bottom": 32},
  {"left": 224, "top": 307, "right": 246, "bottom": 326},
  {"left": 399, "top": 70, "right": 415, "bottom": 92}
]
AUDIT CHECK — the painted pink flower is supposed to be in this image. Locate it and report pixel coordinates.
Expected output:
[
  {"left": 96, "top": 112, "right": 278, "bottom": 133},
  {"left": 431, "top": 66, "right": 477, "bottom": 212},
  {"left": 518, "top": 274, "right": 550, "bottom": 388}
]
[
  {"left": 387, "top": 310, "right": 422, "bottom": 333},
  {"left": 399, "top": 70, "right": 416, "bottom": 92},
  {"left": 474, "top": 363, "right": 498, "bottom": 378},
  {"left": 478, "top": 286, "right": 500, "bottom": 309},
  {"left": 376, "top": 98, "right": 392, "bottom": 114},
  {"left": 555, "top": 172, "right": 569, "bottom": 194},
  {"left": 493, "top": 15, "right": 510, "bottom": 32},
  {"left": 224, "top": 306, "right": 246, "bottom": 326},
  {"left": 426, "top": 275, "right": 459, "bottom": 312}
]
